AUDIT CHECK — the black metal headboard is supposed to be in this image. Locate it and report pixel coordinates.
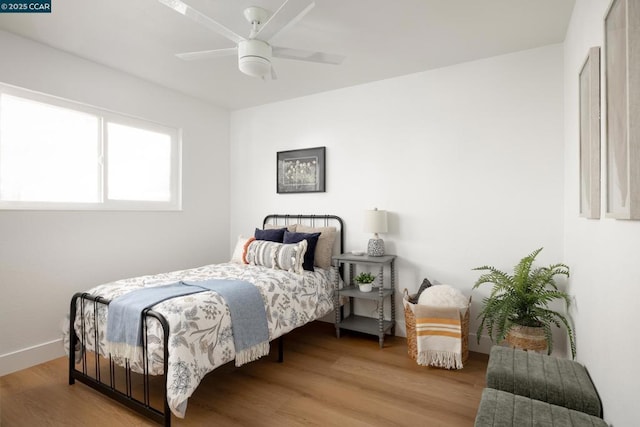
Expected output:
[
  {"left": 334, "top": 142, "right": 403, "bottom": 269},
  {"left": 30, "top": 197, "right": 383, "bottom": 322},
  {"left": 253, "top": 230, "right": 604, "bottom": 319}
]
[{"left": 262, "top": 214, "right": 345, "bottom": 256}]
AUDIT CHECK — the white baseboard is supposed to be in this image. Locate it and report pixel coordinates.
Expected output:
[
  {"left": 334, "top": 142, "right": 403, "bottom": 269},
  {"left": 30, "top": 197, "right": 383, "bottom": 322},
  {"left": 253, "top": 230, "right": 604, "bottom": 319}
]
[{"left": 0, "top": 339, "right": 65, "bottom": 377}]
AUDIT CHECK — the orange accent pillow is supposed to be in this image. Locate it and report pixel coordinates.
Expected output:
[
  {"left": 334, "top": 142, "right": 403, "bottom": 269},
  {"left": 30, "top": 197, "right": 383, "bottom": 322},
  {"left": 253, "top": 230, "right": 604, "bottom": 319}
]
[{"left": 242, "top": 237, "right": 256, "bottom": 264}]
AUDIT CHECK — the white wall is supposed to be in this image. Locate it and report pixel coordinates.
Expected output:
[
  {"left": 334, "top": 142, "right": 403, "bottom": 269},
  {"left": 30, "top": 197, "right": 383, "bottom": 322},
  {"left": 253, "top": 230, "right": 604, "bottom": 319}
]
[
  {"left": 230, "top": 44, "right": 566, "bottom": 353},
  {"left": 2, "top": 7, "right": 633, "bottom": 422},
  {"left": 0, "top": 31, "right": 231, "bottom": 375},
  {"left": 564, "top": 1, "right": 640, "bottom": 425}
]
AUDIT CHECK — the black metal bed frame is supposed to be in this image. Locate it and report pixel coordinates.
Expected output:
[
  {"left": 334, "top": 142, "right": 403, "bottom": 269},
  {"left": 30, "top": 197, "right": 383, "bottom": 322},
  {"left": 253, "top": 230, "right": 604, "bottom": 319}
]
[
  {"left": 68, "top": 293, "right": 172, "bottom": 425},
  {"left": 262, "top": 214, "right": 344, "bottom": 252},
  {"left": 68, "top": 214, "right": 343, "bottom": 426}
]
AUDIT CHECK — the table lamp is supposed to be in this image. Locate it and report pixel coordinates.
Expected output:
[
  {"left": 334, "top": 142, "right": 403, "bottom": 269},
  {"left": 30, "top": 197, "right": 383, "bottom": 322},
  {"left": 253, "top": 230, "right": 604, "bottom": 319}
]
[{"left": 364, "top": 208, "right": 388, "bottom": 256}]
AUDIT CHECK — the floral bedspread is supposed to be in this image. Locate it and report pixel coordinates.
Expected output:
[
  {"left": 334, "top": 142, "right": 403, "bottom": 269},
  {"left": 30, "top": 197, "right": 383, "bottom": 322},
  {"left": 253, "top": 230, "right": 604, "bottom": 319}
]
[{"left": 64, "top": 262, "right": 336, "bottom": 418}]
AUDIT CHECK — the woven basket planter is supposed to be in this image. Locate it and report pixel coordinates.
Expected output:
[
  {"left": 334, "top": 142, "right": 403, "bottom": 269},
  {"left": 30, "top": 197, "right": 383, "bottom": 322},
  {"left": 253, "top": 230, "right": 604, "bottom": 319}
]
[
  {"left": 403, "top": 290, "right": 470, "bottom": 364},
  {"left": 504, "top": 324, "right": 548, "bottom": 352}
]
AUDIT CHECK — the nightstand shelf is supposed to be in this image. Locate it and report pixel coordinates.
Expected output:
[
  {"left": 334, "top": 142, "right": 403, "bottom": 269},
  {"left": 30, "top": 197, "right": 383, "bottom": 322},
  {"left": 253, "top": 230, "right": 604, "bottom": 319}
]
[
  {"left": 339, "top": 315, "right": 395, "bottom": 336},
  {"left": 332, "top": 253, "right": 396, "bottom": 348},
  {"left": 338, "top": 286, "right": 393, "bottom": 300}
]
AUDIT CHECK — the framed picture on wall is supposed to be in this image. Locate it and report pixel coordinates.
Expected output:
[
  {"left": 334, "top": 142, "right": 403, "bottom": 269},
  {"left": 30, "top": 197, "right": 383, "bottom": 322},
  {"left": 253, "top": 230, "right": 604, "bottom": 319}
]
[
  {"left": 604, "top": 0, "right": 640, "bottom": 219},
  {"left": 277, "top": 146, "right": 326, "bottom": 193},
  {"left": 579, "top": 46, "right": 601, "bottom": 219}
]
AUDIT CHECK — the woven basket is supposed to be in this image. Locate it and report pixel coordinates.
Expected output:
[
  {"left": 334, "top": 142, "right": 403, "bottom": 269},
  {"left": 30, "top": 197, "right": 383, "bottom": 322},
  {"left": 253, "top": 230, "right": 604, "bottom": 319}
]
[
  {"left": 403, "top": 289, "right": 470, "bottom": 365},
  {"left": 505, "top": 324, "right": 548, "bottom": 352}
]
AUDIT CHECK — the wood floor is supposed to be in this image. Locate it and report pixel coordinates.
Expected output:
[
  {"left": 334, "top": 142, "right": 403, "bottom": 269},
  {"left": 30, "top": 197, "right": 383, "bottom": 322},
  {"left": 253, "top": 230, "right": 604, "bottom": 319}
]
[{"left": 0, "top": 322, "right": 488, "bottom": 426}]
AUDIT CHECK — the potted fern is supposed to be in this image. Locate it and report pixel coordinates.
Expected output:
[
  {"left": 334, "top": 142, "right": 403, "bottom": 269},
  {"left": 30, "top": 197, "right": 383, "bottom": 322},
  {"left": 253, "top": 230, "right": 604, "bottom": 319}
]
[
  {"left": 473, "top": 248, "right": 576, "bottom": 359},
  {"left": 354, "top": 272, "right": 375, "bottom": 293}
]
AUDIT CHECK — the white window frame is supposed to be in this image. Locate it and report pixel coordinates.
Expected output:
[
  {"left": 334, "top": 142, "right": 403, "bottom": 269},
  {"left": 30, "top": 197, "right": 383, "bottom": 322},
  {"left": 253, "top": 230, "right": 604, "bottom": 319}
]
[{"left": 0, "top": 83, "right": 182, "bottom": 211}]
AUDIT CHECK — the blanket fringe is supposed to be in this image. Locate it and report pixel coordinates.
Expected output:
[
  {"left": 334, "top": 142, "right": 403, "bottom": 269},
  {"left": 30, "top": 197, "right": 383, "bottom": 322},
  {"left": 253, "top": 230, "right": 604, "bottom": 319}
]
[
  {"left": 417, "top": 350, "right": 463, "bottom": 370},
  {"left": 235, "top": 342, "right": 270, "bottom": 367},
  {"left": 106, "top": 341, "right": 142, "bottom": 362}
]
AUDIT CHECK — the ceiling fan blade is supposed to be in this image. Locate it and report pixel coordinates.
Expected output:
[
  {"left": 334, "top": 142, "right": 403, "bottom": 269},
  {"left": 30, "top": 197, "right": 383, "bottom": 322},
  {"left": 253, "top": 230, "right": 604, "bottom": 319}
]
[
  {"left": 176, "top": 47, "right": 238, "bottom": 61},
  {"left": 255, "top": 0, "right": 315, "bottom": 41},
  {"left": 158, "top": 0, "right": 245, "bottom": 45},
  {"left": 272, "top": 46, "right": 345, "bottom": 65},
  {"left": 270, "top": 65, "right": 278, "bottom": 80}
]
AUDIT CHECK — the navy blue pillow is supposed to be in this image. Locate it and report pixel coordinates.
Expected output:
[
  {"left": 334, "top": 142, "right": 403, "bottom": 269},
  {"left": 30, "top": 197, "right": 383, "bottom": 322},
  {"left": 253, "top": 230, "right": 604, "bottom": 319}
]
[
  {"left": 283, "top": 231, "right": 321, "bottom": 271},
  {"left": 254, "top": 227, "right": 286, "bottom": 242}
]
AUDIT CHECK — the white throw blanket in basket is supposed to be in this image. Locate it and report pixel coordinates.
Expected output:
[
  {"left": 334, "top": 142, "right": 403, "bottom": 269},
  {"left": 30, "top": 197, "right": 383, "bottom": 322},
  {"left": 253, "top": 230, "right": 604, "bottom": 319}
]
[
  {"left": 414, "top": 285, "right": 469, "bottom": 369},
  {"left": 414, "top": 304, "right": 463, "bottom": 369}
]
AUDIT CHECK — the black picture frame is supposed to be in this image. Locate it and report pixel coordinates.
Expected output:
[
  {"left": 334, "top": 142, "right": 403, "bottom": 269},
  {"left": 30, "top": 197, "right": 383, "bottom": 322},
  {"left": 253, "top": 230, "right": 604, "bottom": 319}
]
[{"left": 277, "top": 147, "right": 326, "bottom": 194}]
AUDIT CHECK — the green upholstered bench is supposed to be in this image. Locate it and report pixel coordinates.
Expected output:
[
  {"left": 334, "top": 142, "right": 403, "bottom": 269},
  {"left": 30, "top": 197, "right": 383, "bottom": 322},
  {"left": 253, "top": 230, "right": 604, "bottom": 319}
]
[
  {"left": 486, "top": 346, "right": 602, "bottom": 417},
  {"left": 474, "top": 388, "right": 608, "bottom": 427}
]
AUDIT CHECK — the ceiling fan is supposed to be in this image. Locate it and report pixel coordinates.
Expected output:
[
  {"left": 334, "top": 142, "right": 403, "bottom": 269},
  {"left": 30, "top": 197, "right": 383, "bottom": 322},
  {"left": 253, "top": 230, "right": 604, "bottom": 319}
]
[{"left": 158, "top": 0, "right": 345, "bottom": 79}]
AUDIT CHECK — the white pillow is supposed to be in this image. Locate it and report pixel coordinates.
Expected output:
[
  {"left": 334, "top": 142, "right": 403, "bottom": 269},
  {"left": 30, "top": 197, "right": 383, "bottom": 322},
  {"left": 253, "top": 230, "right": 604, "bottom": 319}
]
[
  {"left": 417, "top": 284, "right": 468, "bottom": 309},
  {"left": 230, "top": 235, "right": 254, "bottom": 264}
]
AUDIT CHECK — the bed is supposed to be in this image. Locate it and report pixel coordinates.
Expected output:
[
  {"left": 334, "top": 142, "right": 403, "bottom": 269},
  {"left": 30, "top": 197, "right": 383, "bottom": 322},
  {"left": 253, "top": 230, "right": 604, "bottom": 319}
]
[{"left": 66, "top": 214, "right": 344, "bottom": 426}]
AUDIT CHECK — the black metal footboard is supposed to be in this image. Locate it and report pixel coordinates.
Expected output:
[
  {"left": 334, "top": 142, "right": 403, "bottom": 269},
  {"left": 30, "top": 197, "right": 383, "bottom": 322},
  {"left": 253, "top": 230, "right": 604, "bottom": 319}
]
[
  {"left": 68, "top": 292, "right": 172, "bottom": 426},
  {"left": 68, "top": 293, "right": 286, "bottom": 426}
]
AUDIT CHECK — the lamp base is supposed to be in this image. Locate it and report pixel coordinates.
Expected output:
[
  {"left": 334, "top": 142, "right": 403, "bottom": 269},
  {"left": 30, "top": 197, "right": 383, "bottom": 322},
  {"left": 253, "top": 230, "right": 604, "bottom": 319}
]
[{"left": 367, "top": 238, "right": 385, "bottom": 257}]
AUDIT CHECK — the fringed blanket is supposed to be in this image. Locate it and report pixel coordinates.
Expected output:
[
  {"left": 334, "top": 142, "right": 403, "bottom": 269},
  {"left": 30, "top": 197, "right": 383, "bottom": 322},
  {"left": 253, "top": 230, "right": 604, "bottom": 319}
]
[
  {"left": 414, "top": 304, "right": 464, "bottom": 369},
  {"left": 106, "top": 282, "right": 204, "bottom": 361},
  {"left": 106, "top": 279, "right": 269, "bottom": 367},
  {"left": 183, "top": 279, "right": 269, "bottom": 367}
]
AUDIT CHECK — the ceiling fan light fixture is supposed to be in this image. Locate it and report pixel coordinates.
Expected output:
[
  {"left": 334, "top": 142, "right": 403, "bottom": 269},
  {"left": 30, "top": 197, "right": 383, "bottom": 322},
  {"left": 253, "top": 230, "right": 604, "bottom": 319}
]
[
  {"left": 239, "top": 56, "right": 271, "bottom": 78},
  {"left": 164, "top": 0, "right": 344, "bottom": 79},
  {"left": 238, "top": 39, "right": 272, "bottom": 78}
]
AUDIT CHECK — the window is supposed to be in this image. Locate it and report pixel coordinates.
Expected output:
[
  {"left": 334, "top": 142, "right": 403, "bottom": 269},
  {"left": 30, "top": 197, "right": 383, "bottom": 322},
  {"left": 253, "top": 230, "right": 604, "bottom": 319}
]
[
  {"left": 0, "top": 94, "right": 100, "bottom": 203},
  {"left": 107, "top": 123, "right": 172, "bottom": 202},
  {"left": 0, "top": 83, "right": 181, "bottom": 210}
]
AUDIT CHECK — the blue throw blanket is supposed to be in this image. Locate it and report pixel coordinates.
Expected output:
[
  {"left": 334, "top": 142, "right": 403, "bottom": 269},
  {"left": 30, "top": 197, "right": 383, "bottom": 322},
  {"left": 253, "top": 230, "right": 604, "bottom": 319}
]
[
  {"left": 182, "top": 279, "right": 269, "bottom": 366},
  {"left": 106, "top": 283, "right": 204, "bottom": 360},
  {"left": 106, "top": 279, "right": 270, "bottom": 366}
]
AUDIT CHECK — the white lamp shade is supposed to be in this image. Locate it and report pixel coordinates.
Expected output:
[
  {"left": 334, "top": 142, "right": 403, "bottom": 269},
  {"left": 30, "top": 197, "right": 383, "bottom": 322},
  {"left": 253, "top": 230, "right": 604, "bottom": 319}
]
[{"left": 363, "top": 209, "right": 388, "bottom": 234}]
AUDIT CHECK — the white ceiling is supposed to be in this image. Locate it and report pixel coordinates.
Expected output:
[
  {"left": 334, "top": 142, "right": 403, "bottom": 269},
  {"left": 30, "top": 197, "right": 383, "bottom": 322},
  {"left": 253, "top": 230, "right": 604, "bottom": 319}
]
[{"left": 0, "top": 0, "right": 575, "bottom": 110}]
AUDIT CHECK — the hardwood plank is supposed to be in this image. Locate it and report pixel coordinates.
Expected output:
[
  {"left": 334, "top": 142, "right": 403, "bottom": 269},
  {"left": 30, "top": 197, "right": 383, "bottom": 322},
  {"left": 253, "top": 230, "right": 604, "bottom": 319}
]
[{"left": 0, "top": 322, "right": 487, "bottom": 426}]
